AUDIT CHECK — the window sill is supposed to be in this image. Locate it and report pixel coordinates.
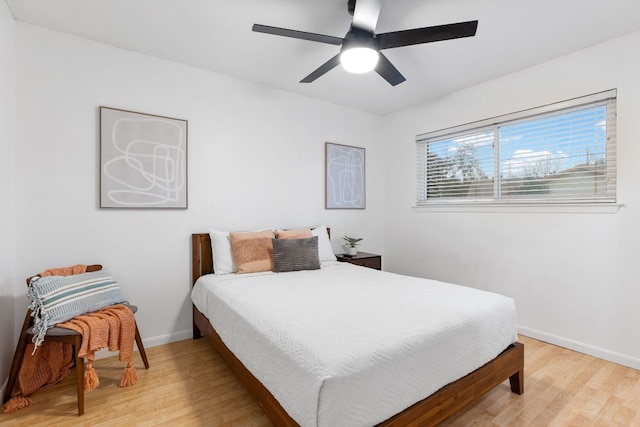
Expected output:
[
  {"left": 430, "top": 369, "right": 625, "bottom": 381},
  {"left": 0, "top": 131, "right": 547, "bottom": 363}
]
[{"left": 412, "top": 202, "right": 624, "bottom": 214}]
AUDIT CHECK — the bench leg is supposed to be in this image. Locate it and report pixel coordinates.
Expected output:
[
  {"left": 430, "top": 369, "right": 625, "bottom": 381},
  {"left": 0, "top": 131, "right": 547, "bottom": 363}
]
[
  {"left": 4, "top": 311, "right": 33, "bottom": 404},
  {"left": 4, "top": 336, "right": 28, "bottom": 404},
  {"left": 134, "top": 324, "right": 149, "bottom": 369},
  {"left": 72, "top": 338, "right": 85, "bottom": 416}
]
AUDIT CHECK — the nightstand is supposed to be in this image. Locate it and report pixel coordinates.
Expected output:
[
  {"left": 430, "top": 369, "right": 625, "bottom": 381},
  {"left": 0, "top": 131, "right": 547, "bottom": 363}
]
[{"left": 336, "top": 252, "right": 381, "bottom": 270}]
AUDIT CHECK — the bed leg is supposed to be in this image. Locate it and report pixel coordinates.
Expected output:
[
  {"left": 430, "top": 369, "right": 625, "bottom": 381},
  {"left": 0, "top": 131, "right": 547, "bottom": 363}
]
[
  {"left": 193, "top": 323, "right": 202, "bottom": 339},
  {"left": 192, "top": 306, "right": 203, "bottom": 339},
  {"left": 509, "top": 370, "right": 524, "bottom": 395}
]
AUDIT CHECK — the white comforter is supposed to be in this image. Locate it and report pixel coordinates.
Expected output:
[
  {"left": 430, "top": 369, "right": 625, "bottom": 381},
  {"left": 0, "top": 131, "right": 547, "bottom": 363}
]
[{"left": 191, "top": 262, "right": 517, "bottom": 427}]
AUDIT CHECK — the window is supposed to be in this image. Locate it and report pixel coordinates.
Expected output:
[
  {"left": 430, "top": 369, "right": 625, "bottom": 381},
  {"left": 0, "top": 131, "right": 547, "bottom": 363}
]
[{"left": 416, "top": 90, "right": 617, "bottom": 207}]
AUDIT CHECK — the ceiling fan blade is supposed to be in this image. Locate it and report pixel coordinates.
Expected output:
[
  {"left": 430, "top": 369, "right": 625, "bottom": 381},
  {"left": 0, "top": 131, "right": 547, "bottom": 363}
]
[
  {"left": 300, "top": 54, "right": 341, "bottom": 83},
  {"left": 351, "top": 0, "right": 383, "bottom": 33},
  {"left": 377, "top": 20, "right": 478, "bottom": 50},
  {"left": 252, "top": 24, "right": 343, "bottom": 46},
  {"left": 375, "top": 52, "right": 406, "bottom": 86}
]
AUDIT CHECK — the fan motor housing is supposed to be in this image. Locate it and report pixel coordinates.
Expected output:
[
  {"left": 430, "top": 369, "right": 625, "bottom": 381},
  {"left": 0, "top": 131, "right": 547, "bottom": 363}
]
[{"left": 342, "top": 27, "right": 379, "bottom": 52}]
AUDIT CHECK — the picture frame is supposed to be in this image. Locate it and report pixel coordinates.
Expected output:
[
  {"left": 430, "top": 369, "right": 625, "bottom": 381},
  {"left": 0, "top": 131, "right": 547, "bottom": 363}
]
[
  {"left": 325, "top": 142, "right": 366, "bottom": 209},
  {"left": 100, "top": 106, "right": 188, "bottom": 209}
]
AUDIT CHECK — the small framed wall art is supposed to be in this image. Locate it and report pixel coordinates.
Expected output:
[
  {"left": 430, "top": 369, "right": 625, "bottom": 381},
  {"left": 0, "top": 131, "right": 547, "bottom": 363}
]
[
  {"left": 325, "top": 142, "right": 365, "bottom": 209},
  {"left": 100, "top": 107, "right": 188, "bottom": 208}
]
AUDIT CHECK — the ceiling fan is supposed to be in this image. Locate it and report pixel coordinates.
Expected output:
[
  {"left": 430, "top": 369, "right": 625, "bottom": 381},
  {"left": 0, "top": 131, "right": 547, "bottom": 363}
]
[{"left": 252, "top": 0, "right": 478, "bottom": 86}]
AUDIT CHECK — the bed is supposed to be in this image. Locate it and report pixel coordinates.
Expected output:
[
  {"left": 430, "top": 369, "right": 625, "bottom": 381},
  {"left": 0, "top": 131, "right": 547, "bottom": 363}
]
[{"left": 191, "top": 231, "right": 524, "bottom": 426}]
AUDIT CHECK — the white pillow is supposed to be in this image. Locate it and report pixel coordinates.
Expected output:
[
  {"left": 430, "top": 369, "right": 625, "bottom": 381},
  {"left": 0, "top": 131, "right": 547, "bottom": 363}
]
[
  {"left": 210, "top": 228, "right": 275, "bottom": 275},
  {"left": 312, "top": 225, "right": 337, "bottom": 262},
  {"left": 209, "top": 229, "right": 236, "bottom": 275}
]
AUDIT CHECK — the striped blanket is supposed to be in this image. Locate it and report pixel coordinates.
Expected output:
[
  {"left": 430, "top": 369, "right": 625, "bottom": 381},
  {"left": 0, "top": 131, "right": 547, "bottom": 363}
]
[{"left": 28, "top": 269, "right": 127, "bottom": 349}]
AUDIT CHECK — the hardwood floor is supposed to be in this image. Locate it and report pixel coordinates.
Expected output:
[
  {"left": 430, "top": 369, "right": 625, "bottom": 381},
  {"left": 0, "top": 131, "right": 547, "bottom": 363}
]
[{"left": 2, "top": 335, "right": 639, "bottom": 426}]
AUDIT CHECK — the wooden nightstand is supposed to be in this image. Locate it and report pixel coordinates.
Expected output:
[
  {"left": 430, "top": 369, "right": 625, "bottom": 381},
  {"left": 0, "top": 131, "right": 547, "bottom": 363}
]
[{"left": 336, "top": 252, "right": 381, "bottom": 270}]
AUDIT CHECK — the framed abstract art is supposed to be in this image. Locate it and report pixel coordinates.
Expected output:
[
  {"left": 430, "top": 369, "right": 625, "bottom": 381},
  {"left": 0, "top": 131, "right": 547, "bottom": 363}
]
[
  {"left": 100, "top": 107, "right": 188, "bottom": 208},
  {"left": 325, "top": 142, "right": 365, "bottom": 209}
]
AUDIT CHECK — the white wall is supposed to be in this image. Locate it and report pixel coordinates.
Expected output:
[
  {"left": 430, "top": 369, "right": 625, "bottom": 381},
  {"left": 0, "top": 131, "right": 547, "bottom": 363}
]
[
  {"left": 384, "top": 31, "right": 640, "bottom": 368},
  {"left": 10, "top": 10, "right": 640, "bottom": 380},
  {"left": 14, "top": 23, "right": 385, "bottom": 347},
  {"left": 0, "top": 0, "right": 15, "bottom": 394}
]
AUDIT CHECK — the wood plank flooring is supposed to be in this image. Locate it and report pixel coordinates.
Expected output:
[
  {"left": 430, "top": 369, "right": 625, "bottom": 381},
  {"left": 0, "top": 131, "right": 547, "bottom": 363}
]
[{"left": 2, "top": 335, "right": 639, "bottom": 426}]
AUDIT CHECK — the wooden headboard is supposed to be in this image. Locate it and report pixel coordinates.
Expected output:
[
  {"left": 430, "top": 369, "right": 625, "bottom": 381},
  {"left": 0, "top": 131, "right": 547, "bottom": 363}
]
[
  {"left": 191, "top": 228, "right": 330, "bottom": 286},
  {"left": 192, "top": 233, "right": 213, "bottom": 286}
]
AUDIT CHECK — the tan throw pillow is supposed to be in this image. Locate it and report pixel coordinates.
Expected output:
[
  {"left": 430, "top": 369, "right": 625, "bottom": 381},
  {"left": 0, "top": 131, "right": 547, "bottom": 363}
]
[
  {"left": 229, "top": 230, "right": 275, "bottom": 273},
  {"left": 275, "top": 228, "right": 313, "bottom": 240}
]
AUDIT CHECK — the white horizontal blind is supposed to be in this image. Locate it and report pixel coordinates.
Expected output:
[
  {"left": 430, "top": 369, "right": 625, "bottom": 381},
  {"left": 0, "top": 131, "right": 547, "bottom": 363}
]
[
  {"left": 419, "top": 129, "right": 495, "bottom": 201},
  {"left": 416, "top": 90, "right": 617, "bottom": 205}
]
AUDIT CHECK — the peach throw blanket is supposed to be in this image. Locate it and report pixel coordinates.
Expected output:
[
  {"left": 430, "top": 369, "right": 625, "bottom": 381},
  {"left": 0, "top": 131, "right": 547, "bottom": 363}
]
[
  {"left": 40, "top": 264, "right": 88, "bottom": 277},
  {"left": 58, "top": 304, "right": 138, "bottom": 389},
  {"left": 4, "top": 265, "right": 137, "bottom": 413}
]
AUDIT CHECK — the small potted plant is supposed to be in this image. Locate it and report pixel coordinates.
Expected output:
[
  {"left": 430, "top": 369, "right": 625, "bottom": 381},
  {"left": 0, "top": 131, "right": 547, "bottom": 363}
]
[{"left": 343, "top": 236, "right": 362, "bottom": 256}]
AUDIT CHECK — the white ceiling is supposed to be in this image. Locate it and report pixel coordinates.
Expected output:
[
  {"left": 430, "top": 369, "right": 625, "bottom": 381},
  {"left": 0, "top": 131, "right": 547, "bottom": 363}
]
[{"left": 6, "top": 0, "right": 640, "bottom": 115}]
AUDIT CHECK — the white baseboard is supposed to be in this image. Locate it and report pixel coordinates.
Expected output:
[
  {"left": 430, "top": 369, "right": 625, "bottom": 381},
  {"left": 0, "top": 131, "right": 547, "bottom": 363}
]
[
  {"left": 141, "top": 329, "right": 193, "bottom": 348},
  {"left": 518, "top": 326, "right": 640, "bottom": 370},
  {"left": 93, "top": 329, "right": 193, "bottom": 360}
]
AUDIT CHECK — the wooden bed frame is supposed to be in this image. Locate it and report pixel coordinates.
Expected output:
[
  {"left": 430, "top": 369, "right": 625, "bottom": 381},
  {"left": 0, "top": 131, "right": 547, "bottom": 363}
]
[{"left": 191, "top": 232, "right": 524, "bottom": 426}]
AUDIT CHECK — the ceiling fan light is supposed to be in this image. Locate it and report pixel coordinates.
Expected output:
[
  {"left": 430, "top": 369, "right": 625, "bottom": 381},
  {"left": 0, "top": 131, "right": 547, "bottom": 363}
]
[{"left": 340, "top": 47, "right": 379, "bottom": 74}]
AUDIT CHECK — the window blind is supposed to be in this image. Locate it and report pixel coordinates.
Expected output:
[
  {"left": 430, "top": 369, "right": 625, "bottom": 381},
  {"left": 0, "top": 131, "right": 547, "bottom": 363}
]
[{"left": 416, "top": 90, "right": 617, "bottom": 205}]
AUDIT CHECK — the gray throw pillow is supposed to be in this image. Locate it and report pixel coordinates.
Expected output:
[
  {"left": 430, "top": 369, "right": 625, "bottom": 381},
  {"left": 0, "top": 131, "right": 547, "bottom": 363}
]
[{"left": 272, "top": 236, "right": 321, "bottom": 273}]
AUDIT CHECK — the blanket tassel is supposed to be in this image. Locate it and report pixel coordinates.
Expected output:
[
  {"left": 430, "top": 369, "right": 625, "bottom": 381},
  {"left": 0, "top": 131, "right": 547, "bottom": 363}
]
[
  {"left": 84, "top": 362, "right": 100, "bottom": 391},
  {"left": 3, "top": 396, "right": 32, "bottom": 413},
  {"left": 119, "top": 362, "right": 137, "bottom": 387}
]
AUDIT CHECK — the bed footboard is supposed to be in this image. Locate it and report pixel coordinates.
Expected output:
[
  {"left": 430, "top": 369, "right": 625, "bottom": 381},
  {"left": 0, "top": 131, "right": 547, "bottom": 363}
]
[{"left": 378, "top": 342, "right": 524, "bottom": 426}]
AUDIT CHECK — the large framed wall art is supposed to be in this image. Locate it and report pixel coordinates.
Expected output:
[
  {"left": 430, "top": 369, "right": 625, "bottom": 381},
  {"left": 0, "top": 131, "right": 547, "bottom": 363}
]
[
  {"left": 325, "top": 142, "right": 365, "bottom": 209},
  {"left": 100, "top": 107, "right": 188, "bottom": 208}
]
